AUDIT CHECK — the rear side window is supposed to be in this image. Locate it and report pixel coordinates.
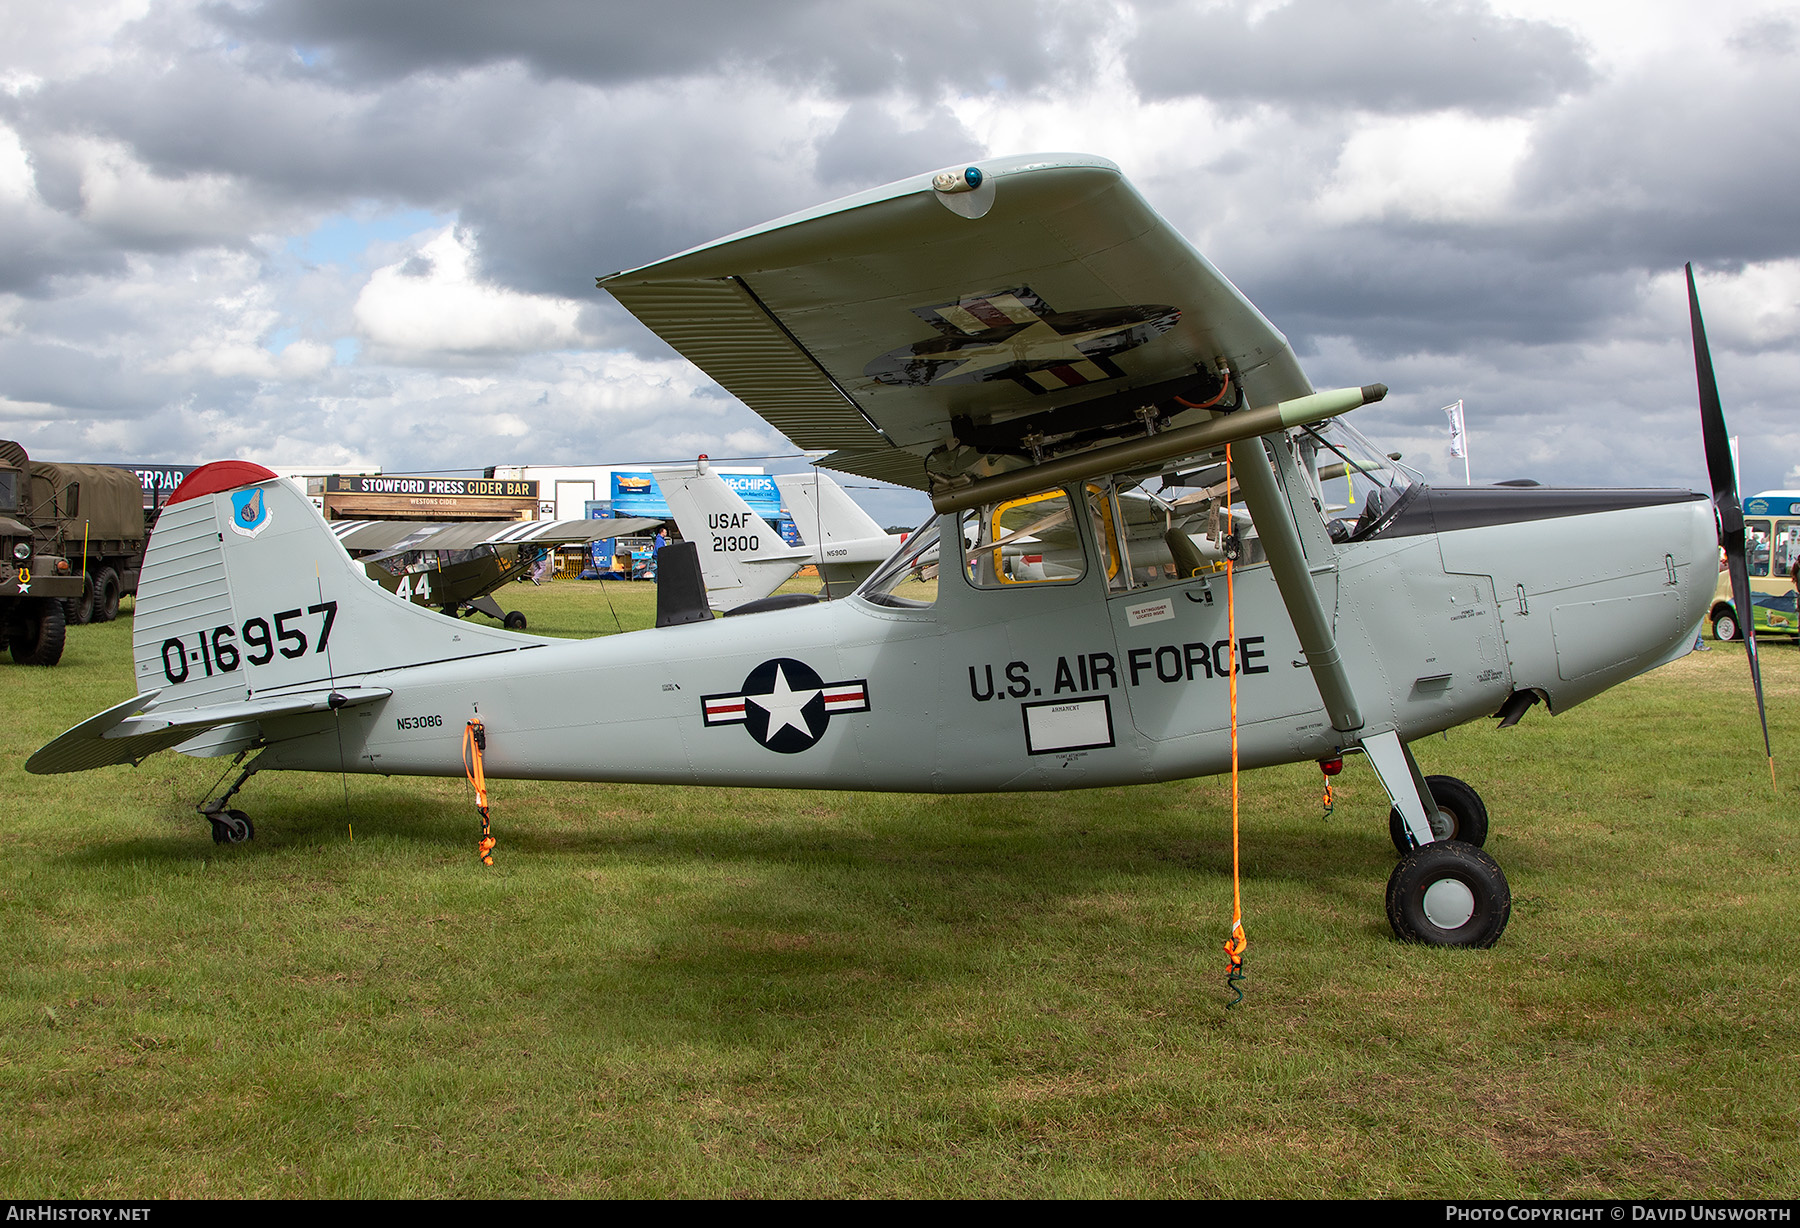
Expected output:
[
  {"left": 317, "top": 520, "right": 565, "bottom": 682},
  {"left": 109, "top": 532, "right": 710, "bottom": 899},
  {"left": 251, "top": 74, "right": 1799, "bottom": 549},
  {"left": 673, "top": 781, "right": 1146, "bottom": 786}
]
[{"left": 961, "top": 488, "right": 1086, "bottom": 589}]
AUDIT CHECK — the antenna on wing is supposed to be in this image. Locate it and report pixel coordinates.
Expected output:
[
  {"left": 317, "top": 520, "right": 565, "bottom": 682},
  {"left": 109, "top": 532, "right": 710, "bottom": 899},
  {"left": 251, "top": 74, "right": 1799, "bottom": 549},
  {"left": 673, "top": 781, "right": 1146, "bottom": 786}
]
[{"left": 1689, "top": 263, "right": 1775, "bottom": 791}]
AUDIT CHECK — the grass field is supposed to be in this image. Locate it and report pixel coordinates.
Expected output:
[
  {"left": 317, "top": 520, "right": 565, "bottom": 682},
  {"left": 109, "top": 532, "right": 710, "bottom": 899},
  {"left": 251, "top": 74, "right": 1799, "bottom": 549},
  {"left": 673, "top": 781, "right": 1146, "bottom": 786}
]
[{"left": 4, "top": 580, "right": 1797, "bottom": 1198}]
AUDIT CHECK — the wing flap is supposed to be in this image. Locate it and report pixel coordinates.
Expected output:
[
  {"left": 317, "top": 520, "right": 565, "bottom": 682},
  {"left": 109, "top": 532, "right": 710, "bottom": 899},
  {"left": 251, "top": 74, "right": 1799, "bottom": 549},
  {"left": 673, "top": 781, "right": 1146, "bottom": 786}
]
[{"left": 605, "top": 279, "right": 890, "bottom": 452}]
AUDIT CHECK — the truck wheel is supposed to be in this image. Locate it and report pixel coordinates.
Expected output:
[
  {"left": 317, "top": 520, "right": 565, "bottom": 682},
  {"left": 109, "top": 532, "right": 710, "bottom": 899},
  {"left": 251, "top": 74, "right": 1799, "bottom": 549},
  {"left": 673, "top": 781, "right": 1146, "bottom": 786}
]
[
  {"left": 1713, "top": 609, "right": 1739, "bottom": 642},
  {"left": 94, "top": 567, "right": 121, "bottom": 622},
  {"left": 10, "top": 599, "right": 66, "bottom": 666},
  {"left": 66, "top": 574, "right": 96, "bottom": 625}
]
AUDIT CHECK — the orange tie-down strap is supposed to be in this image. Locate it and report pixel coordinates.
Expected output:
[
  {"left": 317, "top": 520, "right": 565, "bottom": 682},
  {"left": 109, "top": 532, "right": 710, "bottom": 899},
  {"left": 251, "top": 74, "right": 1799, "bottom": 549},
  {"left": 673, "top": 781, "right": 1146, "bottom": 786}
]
[
  {"left": 462, "top": 719, "right": 496, "bottom": 866},
  {"left": 1222, "top": 445, "right": 1247, "bottom": 1008}
]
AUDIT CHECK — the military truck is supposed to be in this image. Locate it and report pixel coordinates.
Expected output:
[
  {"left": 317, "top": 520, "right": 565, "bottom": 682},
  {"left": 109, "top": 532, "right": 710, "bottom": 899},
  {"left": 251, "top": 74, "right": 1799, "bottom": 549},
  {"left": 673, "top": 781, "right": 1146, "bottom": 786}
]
[{"left": 0, "top": 442, "right": 150, "bottom": 665}]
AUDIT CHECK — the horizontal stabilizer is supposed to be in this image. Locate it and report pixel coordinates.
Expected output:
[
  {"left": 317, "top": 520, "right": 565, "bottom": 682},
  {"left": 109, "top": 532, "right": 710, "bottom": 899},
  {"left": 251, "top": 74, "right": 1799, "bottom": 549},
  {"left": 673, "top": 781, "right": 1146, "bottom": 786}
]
[{"left": 28, "top": 686, "right": 391, "bottom": 775}]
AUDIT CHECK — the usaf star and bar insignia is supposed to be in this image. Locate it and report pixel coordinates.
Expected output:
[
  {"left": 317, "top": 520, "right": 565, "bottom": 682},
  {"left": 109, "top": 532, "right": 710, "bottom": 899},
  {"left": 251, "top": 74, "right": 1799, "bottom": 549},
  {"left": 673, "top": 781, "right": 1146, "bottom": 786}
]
[
  {"left": 702, "top": 658, "right": 871, "bottom": 754},
  {"left": 862, "top": 286, "right": 1180, "bottom": 395}
]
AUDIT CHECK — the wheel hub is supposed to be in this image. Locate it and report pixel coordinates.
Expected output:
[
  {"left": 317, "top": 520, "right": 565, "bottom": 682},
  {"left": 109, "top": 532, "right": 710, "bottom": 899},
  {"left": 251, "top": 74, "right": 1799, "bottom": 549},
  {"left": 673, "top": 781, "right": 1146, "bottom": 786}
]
[
  {"left": 1429, "top": 806, "right": 1455, "bottom": 841},
  {"left": 1422, "top": 877, "right": 1476, "bottom": 929}
]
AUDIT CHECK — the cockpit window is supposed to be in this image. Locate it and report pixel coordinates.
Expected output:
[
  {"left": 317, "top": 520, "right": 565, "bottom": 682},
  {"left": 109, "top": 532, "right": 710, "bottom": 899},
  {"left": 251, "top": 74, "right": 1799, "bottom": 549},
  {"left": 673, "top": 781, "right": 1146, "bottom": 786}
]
[
  {"left": 856, "top": 514, "right": 942, "bottom": 608},
  {"left": 962, "top": 488, "right": 1087, "bottom": 588},
  {"left": 1304, "top": 418, "right": 1422, "bottom": 542},
  {"left": 1136, "top": 460, "right": 1261, "bottom": 586}
]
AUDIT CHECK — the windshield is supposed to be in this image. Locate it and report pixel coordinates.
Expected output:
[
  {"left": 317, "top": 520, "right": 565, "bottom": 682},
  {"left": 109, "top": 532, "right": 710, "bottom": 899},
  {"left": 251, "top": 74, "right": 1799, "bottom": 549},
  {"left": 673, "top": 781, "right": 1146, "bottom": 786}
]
[
  {"left": 0, "top": 469, "right": 15, "bottom": 514},
  {"left": 856, "top": 513, "right": 942, "bottom": 608},
  {"left": 1305, "top": 418, "right": 1422, "bottom": 542}
]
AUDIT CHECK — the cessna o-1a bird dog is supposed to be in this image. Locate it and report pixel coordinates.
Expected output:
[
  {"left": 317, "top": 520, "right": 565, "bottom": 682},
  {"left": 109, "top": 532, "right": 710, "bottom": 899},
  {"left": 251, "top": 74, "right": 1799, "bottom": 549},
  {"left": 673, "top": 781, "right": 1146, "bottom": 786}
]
[{"left": 31, "top": 154, "right": 1759, "bottom": 952}]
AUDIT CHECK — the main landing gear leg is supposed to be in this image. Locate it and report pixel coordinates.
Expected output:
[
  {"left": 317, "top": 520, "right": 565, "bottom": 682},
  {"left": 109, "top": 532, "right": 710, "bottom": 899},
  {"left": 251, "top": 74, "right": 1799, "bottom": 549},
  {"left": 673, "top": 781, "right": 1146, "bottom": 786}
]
[
  {"left": 1226, "top": 433, "right": 1509, "bottom": 947},
  {"left": 197, "top": 752, "right": 262, "bottom": 844},
  {"left": 1361, "top": 729, "right": 1510, "bottom": 948}
]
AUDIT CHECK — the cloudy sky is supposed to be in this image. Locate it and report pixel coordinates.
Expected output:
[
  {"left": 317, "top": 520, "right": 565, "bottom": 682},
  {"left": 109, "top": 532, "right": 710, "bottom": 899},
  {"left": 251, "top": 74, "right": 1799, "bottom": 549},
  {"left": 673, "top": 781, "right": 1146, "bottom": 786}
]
[{"left": 2, "top": 0, "right": 1795, "bottom": 526}]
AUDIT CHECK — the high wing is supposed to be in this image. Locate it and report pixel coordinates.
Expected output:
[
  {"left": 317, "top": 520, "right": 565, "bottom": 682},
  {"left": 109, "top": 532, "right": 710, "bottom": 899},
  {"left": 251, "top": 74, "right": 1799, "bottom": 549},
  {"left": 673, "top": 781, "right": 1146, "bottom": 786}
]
[
  {"left": 330, "top": 517, "right": 664, "bottom": 555},
  {"left": 599, "top": 153, "right": 1310, "bottom": 490}
]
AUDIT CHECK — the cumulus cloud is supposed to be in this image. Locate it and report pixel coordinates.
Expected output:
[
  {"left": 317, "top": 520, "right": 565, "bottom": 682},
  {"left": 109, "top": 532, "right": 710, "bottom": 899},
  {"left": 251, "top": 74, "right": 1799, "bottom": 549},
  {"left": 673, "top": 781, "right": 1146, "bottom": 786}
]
[
  {"left": 353, "top": 226, "right": 586, "bottom": 357},
  {"left": 1126, "top": 0, "right": 1594, "bottom": 114},
  {"left": 217, "top": 0, "right": 1102, "bottom": 98}
]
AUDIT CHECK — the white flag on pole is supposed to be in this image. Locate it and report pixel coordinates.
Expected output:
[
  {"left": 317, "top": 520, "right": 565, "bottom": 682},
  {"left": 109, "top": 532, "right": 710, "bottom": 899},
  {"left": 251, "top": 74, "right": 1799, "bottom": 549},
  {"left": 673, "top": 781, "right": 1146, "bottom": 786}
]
[{"left": 1444, "top": 400, "right": 1468, "bottom": 459}]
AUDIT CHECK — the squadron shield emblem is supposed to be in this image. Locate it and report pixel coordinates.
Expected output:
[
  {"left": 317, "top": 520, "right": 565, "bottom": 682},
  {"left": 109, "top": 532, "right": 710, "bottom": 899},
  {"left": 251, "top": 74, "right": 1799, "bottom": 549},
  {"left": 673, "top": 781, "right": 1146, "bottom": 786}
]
[
  {"left": 702, "top": 658, "right": 870, "bottom": 754},
  {"left": 228, "top": 486, "right": 272, "bottom": 538}
]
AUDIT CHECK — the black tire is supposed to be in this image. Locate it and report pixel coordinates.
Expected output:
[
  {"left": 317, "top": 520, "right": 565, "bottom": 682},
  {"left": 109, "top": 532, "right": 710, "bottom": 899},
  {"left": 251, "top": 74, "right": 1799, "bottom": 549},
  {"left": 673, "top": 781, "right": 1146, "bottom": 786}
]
[
  {"left": 66, "top": 574, "right": 95, "bottom": 625},
  {"left": 94, "top": 567, "right": 121, "bottom": 622},
  {"left": 503, "top": 611, "right": 528, "bottom": 631},
  {"left": 1388, "top": 775, "right": 1489, "bottom": 853},
  {"left": 209, "top": 810, "right": 254, "bottom": 844},
  {"left": 1713, "top": 609, "right": 1740, "bottom": 642},
  {"left": 1385, "top": 839, "right": 1510, "bottom": 948},
  {"left": 10, "top": 599, "right": 66, "bottom": 666}
]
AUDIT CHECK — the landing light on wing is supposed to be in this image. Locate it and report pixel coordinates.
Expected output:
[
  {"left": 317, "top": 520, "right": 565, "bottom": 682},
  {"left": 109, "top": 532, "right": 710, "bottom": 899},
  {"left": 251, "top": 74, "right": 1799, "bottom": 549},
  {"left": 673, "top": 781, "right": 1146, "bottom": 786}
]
[{"left": 932, "top": 166, "right": 983, "bottom": 193}]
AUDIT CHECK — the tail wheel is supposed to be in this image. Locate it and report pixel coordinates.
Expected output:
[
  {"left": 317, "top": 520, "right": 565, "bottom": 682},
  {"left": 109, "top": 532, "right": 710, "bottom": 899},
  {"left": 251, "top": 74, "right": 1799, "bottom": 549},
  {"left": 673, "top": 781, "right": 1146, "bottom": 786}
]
[
  {"left": 1385, "top": 840, "right": 1510, "bottom": 948},
  {"left": 1712, "top": 609, "right": 1739, "bottom": 642},
  {"left": 1388, "top": 774, "right": 1489, "bottom": 853},
  {"left": 208, "top": 810, "right": 254, "bottom": 844},
  {"left": 94, "top": 567, "right": 121, "bottom": 622}
]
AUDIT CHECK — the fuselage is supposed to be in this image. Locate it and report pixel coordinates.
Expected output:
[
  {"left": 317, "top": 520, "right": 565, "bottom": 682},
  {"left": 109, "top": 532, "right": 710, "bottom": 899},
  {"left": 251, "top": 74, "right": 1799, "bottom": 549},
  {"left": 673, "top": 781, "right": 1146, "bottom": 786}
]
[{"left": 254, "top": 487, "right": 1716, "bottom": 792}]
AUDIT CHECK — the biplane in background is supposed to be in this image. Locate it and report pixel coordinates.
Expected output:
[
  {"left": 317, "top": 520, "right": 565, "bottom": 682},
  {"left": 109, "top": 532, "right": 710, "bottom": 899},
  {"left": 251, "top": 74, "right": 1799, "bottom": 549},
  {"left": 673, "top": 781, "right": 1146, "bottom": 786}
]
[
  {"left": 32, "top": 155, "right": 1762, "bottom": 954},
  {"left": 329, "top": 515, "right": 663, "bottom": 628}
]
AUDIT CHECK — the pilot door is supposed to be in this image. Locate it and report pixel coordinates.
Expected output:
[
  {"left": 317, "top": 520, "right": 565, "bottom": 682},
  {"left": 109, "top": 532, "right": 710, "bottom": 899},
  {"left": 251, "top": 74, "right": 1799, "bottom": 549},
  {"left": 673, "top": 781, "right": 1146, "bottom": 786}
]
[
  {"left": 928, "top": 485, "right": 1139, "bottom": 789},
  {"left": 1094, "top": 477, "right": 1321, "bottom": 749}
]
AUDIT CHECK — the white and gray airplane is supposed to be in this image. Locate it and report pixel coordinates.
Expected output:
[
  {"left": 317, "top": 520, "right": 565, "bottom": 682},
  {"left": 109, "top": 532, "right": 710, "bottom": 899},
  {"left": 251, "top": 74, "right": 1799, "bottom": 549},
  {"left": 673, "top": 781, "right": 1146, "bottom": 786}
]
[
  {"left": 652, "top": 458, "right": 812, "bottom": 612},
  {"left": 30, "top": 155, "right": 1764, "bottom": 953},
  {"left": 773, "top": 471, "right": 906, "bottom": 596}
]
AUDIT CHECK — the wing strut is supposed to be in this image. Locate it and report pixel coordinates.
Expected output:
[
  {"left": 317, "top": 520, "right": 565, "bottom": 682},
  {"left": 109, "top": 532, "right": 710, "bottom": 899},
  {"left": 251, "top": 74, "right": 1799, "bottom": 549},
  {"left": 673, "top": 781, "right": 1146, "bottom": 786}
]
[
  {"left": 1232, "top": 424, "right": 1442, "bottom": 846},
  {"left": 1229, "top": 431, "right": 1362, "bottom": 735}
]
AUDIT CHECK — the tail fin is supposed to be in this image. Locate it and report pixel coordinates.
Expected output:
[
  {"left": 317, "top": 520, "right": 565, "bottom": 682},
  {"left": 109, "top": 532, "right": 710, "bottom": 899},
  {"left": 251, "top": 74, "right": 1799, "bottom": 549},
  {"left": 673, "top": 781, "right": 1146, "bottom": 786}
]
[
  {"left": 132, "top": 463, "right": 541, "bottom": 709},
  {"left": 774, "top": 471, "right": 899, "bottom": 597},
  {"left": 774, "top": 471, "right": 886, "bottom": 547},
  {"left": 652, "top": 463, "right": 808, "bottom": 611}
]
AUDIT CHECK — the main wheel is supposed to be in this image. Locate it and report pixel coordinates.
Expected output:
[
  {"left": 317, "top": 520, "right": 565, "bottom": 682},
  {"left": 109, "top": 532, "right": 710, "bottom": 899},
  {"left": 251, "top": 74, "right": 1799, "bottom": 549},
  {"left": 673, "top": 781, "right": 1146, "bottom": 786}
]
[
  {"left": 94, "top": 567, "right": 121, "bottom": 622},
  {"left": 503, "top": 611, "right": 528, "bottom": 630},
  {"left": 1388, "top": 775, "right": 1489, "bottom": 852},
  {"left": 1385, "top": 840, "right": 1510, "bottom": 948},
  {"left": 10, "top": 599, "right": 66, "bottom": 666},
  {"left": 1713, "top": 609, "right": 1740, "bottom": 642}
]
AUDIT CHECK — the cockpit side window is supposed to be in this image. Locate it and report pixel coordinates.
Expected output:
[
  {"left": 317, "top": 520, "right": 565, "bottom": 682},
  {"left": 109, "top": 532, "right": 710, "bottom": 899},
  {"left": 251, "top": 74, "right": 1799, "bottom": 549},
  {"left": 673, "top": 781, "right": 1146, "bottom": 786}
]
[
  {"left": 961, "top": 487, "right": 1088, "bottom": 589},
  {"left": 1106, "top": 465, "right": 1255, "bottom": 589}
]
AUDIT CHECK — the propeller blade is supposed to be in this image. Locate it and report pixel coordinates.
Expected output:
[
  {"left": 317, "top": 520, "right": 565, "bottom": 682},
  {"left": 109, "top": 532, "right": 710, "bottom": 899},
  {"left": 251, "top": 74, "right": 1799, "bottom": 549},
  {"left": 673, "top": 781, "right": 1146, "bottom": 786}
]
[{"left": 1688, "top": 263, "right": 1775, "bottom": 782}]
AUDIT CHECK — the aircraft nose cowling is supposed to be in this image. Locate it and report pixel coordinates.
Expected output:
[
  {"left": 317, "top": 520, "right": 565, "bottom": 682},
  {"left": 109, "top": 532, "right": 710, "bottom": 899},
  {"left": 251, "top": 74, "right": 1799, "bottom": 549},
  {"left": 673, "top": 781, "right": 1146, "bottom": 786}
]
[
  {"left": 1440, "top": 492, "right": 1716, "bottom": 715},
  {"left": 1532, "top": 496, "right": 1715, "bottom": 712}
]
